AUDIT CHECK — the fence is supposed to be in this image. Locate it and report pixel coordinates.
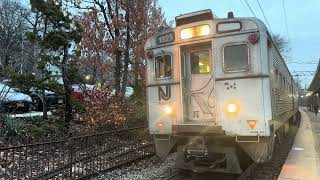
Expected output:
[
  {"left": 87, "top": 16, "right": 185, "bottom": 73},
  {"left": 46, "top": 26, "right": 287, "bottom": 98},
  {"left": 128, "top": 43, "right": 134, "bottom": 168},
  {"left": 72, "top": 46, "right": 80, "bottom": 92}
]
[{"left": 0, "top": 126, "right": 154, "bottom": 180}]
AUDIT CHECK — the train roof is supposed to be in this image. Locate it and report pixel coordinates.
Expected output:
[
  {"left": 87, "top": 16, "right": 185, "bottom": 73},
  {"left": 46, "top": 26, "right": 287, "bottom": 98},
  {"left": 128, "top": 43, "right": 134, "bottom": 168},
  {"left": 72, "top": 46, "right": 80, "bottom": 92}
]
[
  {"left": 308, "top": 60, "right": 320, "bottom": 91},
  {"left": 145, "top": 13, "right": 268, "bottom": 50}
]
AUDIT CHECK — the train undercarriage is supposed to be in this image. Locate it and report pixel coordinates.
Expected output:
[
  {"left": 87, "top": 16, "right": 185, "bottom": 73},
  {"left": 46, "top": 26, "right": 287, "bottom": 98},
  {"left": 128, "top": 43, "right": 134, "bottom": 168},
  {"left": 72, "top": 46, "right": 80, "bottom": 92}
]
[{"left": 155, "top": 111, "right": 300, "bottom": 175}]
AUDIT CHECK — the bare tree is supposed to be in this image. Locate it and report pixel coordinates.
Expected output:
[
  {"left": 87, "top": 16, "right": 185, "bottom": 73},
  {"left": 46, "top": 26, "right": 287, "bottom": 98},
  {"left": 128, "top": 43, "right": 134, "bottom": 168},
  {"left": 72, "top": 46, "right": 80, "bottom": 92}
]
[
  {"left": 0, "top": 0, "right": 34, "bottom": 75},
  {"left": 70, "top": 0, "right": 169, "bottom": 98},
  {"left": 272, "top": 34, "right": 291, "bottom": 58}
]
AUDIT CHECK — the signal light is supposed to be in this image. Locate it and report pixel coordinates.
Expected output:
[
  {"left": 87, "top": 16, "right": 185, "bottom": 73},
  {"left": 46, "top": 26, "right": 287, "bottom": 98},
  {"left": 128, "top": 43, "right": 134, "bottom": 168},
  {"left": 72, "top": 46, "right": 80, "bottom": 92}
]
[
  {"left": 146, "top": 50, "right": 153, "bottom": 59},
  {"left": 247, "top": 120, "right": 257, "bottom": 129},
  {"left": 249, "top": 33, "right": 259, "bottom": 44}
]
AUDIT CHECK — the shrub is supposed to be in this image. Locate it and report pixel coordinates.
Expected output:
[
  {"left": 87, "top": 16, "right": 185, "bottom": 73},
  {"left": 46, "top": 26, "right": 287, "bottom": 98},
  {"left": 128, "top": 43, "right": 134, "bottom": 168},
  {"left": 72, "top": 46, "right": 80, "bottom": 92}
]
[
  {"left": 79, "top": 87, "right": 130, "bottom": 129},
  {"left": 0, "top": 113, "right": 26, "bottom": 137}
]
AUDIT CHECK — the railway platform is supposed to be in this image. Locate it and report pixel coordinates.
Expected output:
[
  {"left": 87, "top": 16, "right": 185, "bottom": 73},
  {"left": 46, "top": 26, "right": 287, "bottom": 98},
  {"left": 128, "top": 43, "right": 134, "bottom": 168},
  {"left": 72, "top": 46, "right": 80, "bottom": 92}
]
[{"left": 278, "top": 108, "right": 320, "bottom": 180}]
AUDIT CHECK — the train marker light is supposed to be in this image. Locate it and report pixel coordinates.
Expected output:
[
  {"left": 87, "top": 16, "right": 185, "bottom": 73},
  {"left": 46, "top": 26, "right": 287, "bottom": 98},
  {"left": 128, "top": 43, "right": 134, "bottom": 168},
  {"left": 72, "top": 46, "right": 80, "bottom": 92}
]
[
  {"left": 247, "top": 120, "right": 257, "bottom": 129},
  {"left": 249, "top": 33, "right": 259, "bottom": 44},
  {"left": 164, "top": 105, "right": 173, "bottom": 115},
  {"left": 180, "top": 25, "right": 210, "bottom": 39},
  {"left": 157, "top": 122, "right": 164, "bottom": 129},
  {"left": 146, "top": 50, "right": 153, "bottom": 59}
]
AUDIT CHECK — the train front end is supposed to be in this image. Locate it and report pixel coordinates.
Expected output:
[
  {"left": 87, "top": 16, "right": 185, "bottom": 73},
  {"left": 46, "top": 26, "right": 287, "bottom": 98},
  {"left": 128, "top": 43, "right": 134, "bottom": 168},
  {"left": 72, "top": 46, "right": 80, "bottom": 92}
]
[{"left": 145, "top": 10, "right": 273, "bottom": 173}]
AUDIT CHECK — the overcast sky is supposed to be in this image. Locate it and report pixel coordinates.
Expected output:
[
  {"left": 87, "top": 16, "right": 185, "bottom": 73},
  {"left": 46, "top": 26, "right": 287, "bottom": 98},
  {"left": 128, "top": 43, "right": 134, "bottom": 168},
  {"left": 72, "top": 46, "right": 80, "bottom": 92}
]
[{"left": 158, "top": 0, "right": 320, "bottom": 88}]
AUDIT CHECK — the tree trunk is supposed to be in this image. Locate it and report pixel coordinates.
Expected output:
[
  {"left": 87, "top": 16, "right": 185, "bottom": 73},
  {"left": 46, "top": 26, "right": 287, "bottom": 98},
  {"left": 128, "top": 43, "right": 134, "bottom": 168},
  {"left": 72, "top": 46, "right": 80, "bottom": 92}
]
[
  {"left": 4, "top": 54, "right": 9, "bottom": 68},
  {"left": 121, "top": 12, "right": 130, "bottom": 96},
  {"left": 42, "top": 16, "right": 48, "bottom": 120},
  {"left": 114, "top": 50, "right": 122, "bottom": 95},
  {"left": 42, "top": 90, "right": 48, "bottom": 120},
  {"left": 62, "top": 45, "right": 73, "bottom": 125},
  {"left": 114, "top": 0, "right": 122, "bottom": 96}
]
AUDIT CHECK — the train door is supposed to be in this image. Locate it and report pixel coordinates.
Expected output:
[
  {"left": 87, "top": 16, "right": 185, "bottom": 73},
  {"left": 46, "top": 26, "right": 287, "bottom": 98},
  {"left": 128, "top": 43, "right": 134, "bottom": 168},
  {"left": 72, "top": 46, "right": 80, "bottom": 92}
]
[{"left": 181, "top": 43, "right": 215, "bottom": 123}]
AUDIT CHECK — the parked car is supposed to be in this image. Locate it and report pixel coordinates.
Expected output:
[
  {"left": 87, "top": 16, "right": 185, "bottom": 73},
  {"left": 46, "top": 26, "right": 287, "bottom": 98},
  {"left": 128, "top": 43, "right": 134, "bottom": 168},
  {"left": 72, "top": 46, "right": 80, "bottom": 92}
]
[
  {"left": 71, "top": 84, "right": 95, "bottom": 100},
  {"left": 0, "top": 83, "right": 32, "bottom": 112},
  {"left": 29, "top": 88, "right": 65, "bottom": 111},
  {"left": 111, "top": 87, "right": 134, "bottom": 97}
]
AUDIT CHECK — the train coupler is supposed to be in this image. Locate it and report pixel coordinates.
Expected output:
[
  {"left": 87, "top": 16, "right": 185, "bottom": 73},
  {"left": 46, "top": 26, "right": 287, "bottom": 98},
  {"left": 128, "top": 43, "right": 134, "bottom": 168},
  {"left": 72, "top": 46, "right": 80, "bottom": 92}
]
[{"left": 183, "top": 136, "right": 208, "bottom": 160}]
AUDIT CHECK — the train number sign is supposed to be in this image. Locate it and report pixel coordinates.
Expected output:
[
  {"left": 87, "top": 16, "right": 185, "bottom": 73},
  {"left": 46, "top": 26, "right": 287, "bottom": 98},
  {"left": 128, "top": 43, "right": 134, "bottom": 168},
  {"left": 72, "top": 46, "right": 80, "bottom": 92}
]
[{"left": 156, "top": 32, "right": 175, "bottom": 45}]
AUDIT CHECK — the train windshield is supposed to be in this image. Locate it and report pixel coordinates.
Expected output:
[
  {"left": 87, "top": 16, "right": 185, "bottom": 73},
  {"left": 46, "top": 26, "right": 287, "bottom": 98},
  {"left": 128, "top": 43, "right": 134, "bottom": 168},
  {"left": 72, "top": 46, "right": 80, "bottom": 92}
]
[
  {"left": 224, "top": 44, "right": 249, "bottom": 72},
  {"left": 191, "top": 50, "right": 211, "bottom": 74},
  {"left": 155, "top": 55, "right": 172, "bottom": 78}
]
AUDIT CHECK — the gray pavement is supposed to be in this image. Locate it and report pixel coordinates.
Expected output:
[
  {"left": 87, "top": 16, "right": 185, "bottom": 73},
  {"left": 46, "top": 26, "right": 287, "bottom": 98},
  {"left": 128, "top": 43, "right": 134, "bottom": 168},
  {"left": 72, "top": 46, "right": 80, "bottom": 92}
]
[{"left": 278, "top": 108, "right": 320, "bottom": 180}]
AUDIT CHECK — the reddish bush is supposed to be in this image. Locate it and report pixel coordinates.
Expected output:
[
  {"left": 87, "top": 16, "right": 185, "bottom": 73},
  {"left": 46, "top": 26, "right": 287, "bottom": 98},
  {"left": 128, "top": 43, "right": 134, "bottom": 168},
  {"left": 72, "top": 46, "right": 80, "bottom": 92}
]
[{"left": 79, "top": 87, "right": 130, "bottom": 128}]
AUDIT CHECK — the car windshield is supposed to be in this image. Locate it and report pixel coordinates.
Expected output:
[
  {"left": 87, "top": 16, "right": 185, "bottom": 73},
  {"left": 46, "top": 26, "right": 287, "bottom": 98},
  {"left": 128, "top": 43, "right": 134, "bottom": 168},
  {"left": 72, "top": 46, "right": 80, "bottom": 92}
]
[
  {"left": 0, "top": 83, "right": 15, "bottom": 93},
  {"left": 126, "top": 87, "right": 133, "bottom": 93},
  {"left": 72, "top": 84, "right": 94, "bottom": 91}
]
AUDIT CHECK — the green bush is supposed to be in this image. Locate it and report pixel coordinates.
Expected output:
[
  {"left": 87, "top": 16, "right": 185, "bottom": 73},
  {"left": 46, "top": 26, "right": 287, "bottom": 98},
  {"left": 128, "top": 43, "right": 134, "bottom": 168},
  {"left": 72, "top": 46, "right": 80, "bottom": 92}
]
[
  {"left": 126, "top": 96, "right": 147, "bottom": 126},
  {"left": 29, "top": 124, "right": 50, "bottom": 137},
  {"left": 0, "top": 113, "right": 26, "bottom": 137}
]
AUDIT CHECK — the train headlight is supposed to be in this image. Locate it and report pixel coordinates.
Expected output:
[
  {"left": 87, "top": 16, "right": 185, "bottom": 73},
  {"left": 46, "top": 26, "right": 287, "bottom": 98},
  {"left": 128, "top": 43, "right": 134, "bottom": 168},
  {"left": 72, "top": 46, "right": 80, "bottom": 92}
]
[
  {"left": 180, "top": 24, "right": 210, "bottom": 39},
  {"left": 199, "top": 25, "right": 210, "bottom": 36},
  {"left": 227, "top": 104, "right": 237, "bottom": 113},
  {"left": 225, "top": 102, "right": 240, "bottom": 115},
  {"left": 164, "top": 105, "right": 173, "bottom": 115},
  {"left": 181, "top": 28, "right": 193, "bottom": 39}
]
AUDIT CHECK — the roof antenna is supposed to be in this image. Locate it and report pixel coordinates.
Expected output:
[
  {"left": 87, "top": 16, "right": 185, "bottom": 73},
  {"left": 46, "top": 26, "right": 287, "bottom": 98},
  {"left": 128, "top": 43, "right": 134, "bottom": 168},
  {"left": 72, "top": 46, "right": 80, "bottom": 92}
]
[{"left": 228, "top": 12, "right": 234, "bottom": 18}]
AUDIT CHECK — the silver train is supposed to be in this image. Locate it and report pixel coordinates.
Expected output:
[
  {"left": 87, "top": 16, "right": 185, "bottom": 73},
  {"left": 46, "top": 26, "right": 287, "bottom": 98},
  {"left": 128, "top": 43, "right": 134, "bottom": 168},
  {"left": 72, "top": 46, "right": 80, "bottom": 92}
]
[{"left": 145, "top": 10, "right": 299, "bottom": 174}]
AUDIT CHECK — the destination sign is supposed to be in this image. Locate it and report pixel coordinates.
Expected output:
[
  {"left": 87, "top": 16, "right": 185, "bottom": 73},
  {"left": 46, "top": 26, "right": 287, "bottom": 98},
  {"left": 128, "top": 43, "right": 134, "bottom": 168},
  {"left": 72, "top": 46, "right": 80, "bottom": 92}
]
[{"left": 156, "top": 32, "right": 175, "bottom": 45}]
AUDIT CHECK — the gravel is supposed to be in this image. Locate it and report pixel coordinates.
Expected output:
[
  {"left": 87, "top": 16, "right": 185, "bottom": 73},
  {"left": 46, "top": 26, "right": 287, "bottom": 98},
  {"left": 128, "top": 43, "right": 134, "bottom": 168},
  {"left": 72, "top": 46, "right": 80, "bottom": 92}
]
[{"left": 95, "top": 153, "right": 177, "bottom": 180}]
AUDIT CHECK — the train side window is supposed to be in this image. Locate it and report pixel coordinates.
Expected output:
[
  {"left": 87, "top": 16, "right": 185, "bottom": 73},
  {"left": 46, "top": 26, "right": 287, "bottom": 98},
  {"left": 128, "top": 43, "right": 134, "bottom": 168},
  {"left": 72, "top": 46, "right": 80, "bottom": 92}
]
[
  {"left": 155, "top": 55, "right": 172, "bottom": 79},
  {"left": 190, "top": 50, "right": 211, "bottom": 74},
  {"left": 223, "top": 43, "right": 249, "bottom": 72}
]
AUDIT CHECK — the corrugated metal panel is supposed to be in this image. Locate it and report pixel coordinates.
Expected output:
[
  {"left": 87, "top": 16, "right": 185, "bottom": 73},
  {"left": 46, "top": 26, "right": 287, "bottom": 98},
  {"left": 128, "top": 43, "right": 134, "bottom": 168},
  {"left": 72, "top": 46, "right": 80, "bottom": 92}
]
[{"left": 271, "top": 44, "right": 295, "bottom": 116}]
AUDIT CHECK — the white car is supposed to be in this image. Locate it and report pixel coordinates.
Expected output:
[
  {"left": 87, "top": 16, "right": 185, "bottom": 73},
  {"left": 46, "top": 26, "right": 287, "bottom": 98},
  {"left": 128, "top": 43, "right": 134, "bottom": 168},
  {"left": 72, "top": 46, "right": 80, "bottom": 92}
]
[
  {"left": 0, "top": 83, "right": 32, "bottom": 112},
  {"left": 111, "top": 87, "right": 134, "bottom": 97}
]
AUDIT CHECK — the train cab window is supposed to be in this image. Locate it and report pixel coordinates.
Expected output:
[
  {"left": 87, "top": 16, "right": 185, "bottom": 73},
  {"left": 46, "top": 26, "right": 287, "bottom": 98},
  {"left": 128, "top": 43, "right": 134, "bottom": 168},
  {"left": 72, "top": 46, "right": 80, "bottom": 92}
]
[
  {"left": 155, "top": 55, "right": 172, "bottom": 78},
  {"left": 223, "top": 44, "right": 249, "bottom": 72},
  {"left": 190, "top": 50, "right": 211, "bottom": 74}
]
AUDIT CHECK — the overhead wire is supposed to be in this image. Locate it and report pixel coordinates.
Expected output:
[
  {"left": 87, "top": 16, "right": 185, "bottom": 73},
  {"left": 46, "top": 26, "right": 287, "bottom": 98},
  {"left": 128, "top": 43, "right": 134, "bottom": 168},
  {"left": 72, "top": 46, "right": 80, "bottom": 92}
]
[
  {"left": 239, "top": 0, "right": 250, "bottom": 16},
  {"left": 256, "top": 0, "right": 273, "bottom": 34},
  {"left": 243, "top": 0, "right": 257, "bottom": 17},
  {"left": 282, "top": 0, "right": 289, "bottom": 38}
]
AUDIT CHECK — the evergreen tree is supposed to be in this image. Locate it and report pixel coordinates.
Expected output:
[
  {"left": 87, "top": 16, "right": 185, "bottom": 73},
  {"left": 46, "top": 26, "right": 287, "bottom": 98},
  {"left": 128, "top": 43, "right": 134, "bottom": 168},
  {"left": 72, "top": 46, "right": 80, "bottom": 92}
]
[{"left": 29, "top": 0, "right": 82, "bottom": 124}]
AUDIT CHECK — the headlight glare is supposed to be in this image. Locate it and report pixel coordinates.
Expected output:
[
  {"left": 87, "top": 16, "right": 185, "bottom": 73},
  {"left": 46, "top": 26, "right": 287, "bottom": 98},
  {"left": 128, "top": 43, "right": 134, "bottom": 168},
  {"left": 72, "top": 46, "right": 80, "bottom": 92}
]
[
  {"left": 164, "top": 105, "right": 173, "bottom": 114},
  {"left": 224, "top": 102, "right": 240, "bottom": 115}
]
